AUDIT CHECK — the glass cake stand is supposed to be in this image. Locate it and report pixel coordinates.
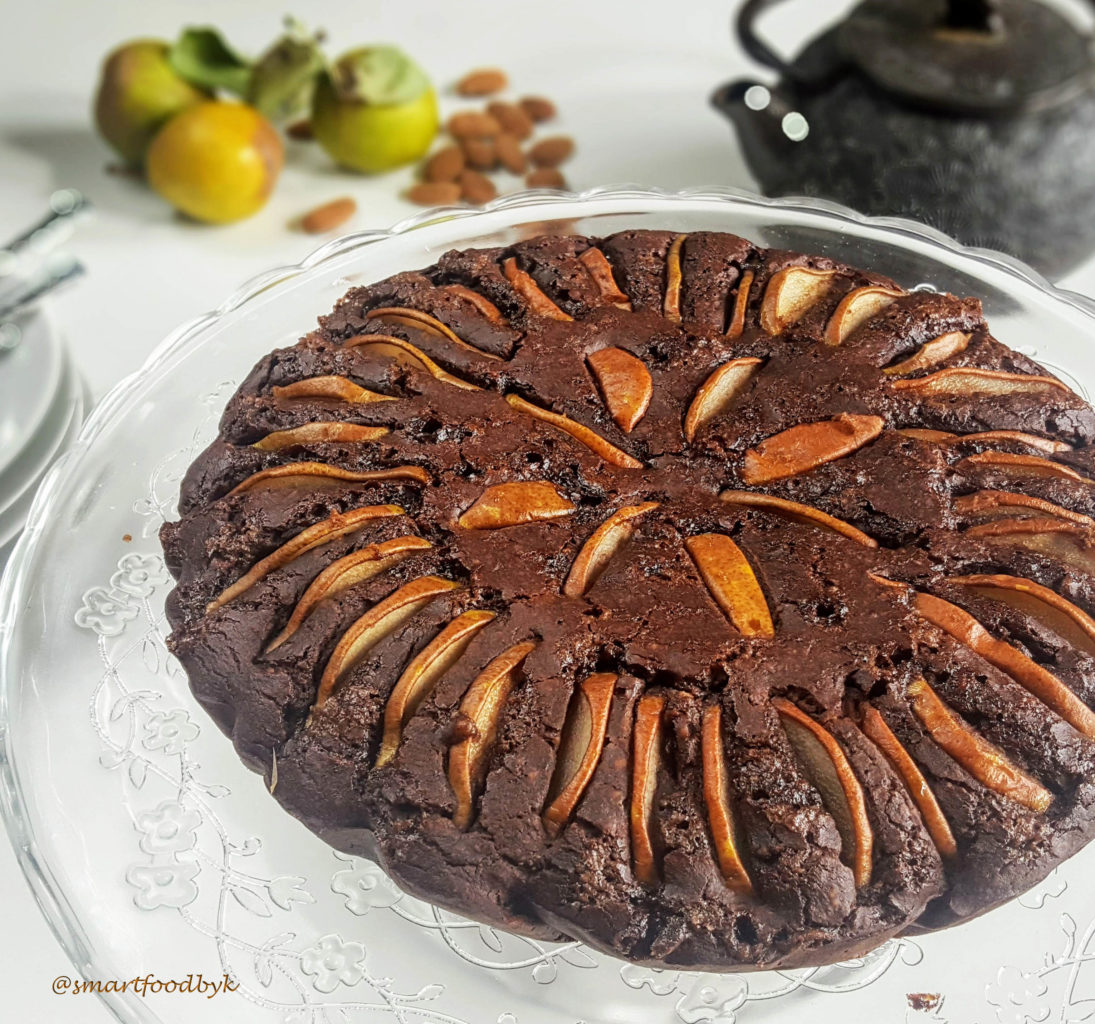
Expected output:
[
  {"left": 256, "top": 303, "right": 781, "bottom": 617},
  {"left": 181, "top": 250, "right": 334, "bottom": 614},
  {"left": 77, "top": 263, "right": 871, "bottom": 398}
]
[{"left": 3, "top": 186, "right": 1095, "bottom": 1024}]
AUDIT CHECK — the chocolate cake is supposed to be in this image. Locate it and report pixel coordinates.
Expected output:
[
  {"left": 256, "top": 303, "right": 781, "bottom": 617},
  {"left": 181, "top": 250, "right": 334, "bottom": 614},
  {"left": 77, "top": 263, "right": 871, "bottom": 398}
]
[{"left": 161, "top": 229, "right": 1095, "bottom": 971}]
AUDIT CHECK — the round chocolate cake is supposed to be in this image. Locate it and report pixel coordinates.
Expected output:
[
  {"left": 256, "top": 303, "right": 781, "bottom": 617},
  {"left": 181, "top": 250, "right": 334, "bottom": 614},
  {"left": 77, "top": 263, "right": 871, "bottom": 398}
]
[{"left": 162, "top": 229, "right": 1095, "bottom": 971}]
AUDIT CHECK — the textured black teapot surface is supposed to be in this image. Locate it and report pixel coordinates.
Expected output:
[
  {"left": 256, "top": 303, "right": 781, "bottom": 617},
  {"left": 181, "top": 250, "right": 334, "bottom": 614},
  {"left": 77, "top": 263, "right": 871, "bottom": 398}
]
[{"left": 714, "top": 0, "right": 1095, "bottom": 278}]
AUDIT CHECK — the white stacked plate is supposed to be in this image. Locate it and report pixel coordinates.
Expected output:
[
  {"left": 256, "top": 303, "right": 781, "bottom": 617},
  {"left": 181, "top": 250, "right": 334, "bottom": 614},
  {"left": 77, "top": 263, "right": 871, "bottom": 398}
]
[{"left": 0, "top": 309, "right": 85, "bottom": 564}]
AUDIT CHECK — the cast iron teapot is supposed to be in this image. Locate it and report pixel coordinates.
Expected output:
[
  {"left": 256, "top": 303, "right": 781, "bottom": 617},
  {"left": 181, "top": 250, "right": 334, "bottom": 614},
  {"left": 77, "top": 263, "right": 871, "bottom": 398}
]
[{"left": 713, "top": 0, "right": 1095, "bottom": 278}]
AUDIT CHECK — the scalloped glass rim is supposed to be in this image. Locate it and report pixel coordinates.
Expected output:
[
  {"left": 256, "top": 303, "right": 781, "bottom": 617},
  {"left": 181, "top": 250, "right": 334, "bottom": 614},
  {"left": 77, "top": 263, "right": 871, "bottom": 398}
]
[{"left": 4, "top": 183, "right": 1095, "bottom": 1024}]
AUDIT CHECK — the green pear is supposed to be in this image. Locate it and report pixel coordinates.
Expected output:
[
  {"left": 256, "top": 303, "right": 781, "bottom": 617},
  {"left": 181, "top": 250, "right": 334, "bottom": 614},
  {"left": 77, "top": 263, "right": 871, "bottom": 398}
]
[{"left": 93, "top": 40, "right": 209, "bottom": 165}]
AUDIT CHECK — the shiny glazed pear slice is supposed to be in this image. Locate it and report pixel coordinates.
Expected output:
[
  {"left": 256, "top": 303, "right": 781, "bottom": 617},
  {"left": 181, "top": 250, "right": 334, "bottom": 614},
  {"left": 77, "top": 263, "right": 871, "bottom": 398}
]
[
  {"left": 881, "top": 331, "right": 971, "bottom": 376},
  {"left": 720, "top": 491, "right": 878, "bottom": 548},
  {"left": 375, "top": 609, "right": 496, "bottom": 767},
  {"left": 272, "top": 376, "right": 396, "bottom": 404},
  {"left": 579, "top": 247, "right": 631, "bottom": 309},
  {"left": 228, "top": 462, "right": 429, "bottom": 497},
  {"left": 685, "top": 533, "right": 774, "bottom": 638},
  {"left": 344, "top": 333, "right": 481, "bottom": 391},
  {"left": 760, "top": 267, "right": 837, "bottom": 334},
  {"left": 663, "top": 233, "right": 687, "bottom": 323}
]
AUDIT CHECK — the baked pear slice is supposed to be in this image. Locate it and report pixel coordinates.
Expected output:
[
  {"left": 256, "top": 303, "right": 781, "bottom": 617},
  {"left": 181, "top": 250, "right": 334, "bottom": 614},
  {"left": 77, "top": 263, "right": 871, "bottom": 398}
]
[
  {"left": 907, "top": 678, "right": 1052, "bottom": 812},
  {"left": 273, "top": 375, "right": 396, "bottom": 404},
  {"left": 505, "top": 394, "right": 643, "bottom": 468},
  {"left": 721, "top": 491, "right": 878, "bottom": 548},
  {"left": 207, "top": 504, "right": 405, "bottom": 612},
  {"left": 701, "top": 704, "right": 753, "bottom": 892},
  {"left": 949, "top": 573, "right": 1095, "bottom": 659},
  {"left": 741, "top": 413, "right": 884, "bottom": 485},
  {"left": 760, "top": 266, "right": 838, "bottom": 334},
  {"left": 375, "top": 609, "right": 497, "bottom": 767},
  {"left": 629, "top": 692, "right": 665, "bottom": 885},
  {"left": 824, "top": 286, "right": 904, "bottom": 346},
  {"left": 685, "top": 533, "right": 774, "bottom": 638},
  {"left": 725, "top": 270, "right": 754, "bottom": 339},
  {"left": 663, "top": 233, "right": 686, "bottom": 323},
  {"left": 265, "top": 535, "right": 432, "bottom": 651},
  {"left": 890, "top": 367, "right": 1073, "bottom": 397},
  {"left": 956, "top": 490, "right": 1095, "bottom": 528},
  {"left": 365, "top": 306, "right": 503, "bottom": 360},
  {"left": 458, "top": 481, "right": 576, "bottom": 530},
  {"left": 881, "top": 332, "right": 970, "bottom": 376},
  {"left": 914, "top": 590, "right": 1095, "bottom": 740},
  {"left": 958, "top": 451, "right": 1092, "bottom": 484},
  {"left": 315, "top": 576, "right": 461, "bottom": 710},
  {"left": 442, "top": 284, "right": 508, "bottom": 325},
  {"left": 773, "top": 698, "right": 873, "bottom": 887},
  {"left": 449, "top": 640, "right": 537, "bottom": 828},
  {"left": 579, "top": 247, "right": 631, "bottom": 309},
  {"left": 542, "top": 672, "right": 617, "bottom": 837},
  {"left": 503, "top": 257, "right": 572, "bottom": 320},
  {"left": 253, "top": 423, "right": 390, "bottom": 451},
  {"left": 859, "top": 704, "right": 956, "bottom": 859},
  {"left": 683, "top": 357, "right": 763, "bottom": 443},
  {"left": 586, "top": 347, "right": 653, "bottom": 433},
  {"left": 344, "top": 334, "right": 481, "bottom": 391},
  {"left": 228, "top": 462, "right": 429, "bottom": 497},
  {"left": 564, "top": 502, "right": 659, "bottom": 597}
]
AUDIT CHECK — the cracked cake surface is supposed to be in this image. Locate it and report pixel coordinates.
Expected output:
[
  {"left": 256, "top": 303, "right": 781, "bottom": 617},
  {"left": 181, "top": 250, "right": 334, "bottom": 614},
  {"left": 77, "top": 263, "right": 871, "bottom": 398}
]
[{"left": 161, "top": 228, "right": 1095, "bottom": 971}]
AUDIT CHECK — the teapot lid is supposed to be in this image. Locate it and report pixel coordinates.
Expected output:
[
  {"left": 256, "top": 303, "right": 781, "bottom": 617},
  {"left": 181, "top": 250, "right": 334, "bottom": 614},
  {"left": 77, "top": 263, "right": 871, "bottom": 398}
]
[{"left": 839, "top": 0, "right": 1095, "bottom": 114}]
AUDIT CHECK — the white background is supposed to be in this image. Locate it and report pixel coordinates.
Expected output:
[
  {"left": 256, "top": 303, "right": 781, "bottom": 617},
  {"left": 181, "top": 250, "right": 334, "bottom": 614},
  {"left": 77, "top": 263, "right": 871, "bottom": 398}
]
[{"left": 3, "top": 0, "right": 1095, "bottom": 1020}]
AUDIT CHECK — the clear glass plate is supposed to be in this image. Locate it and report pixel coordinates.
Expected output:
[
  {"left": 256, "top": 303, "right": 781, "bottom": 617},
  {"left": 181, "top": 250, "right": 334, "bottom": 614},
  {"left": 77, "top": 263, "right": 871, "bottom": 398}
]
[{"left": 3, "top": 186, "right": 1095, "bottom": 1024}]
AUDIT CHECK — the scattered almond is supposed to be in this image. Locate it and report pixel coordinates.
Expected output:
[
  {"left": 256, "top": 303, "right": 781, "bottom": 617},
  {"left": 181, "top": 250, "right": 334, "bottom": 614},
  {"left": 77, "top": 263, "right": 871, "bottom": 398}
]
[
  {"left": 487, "top": 101, "right": 533, "bottom": 140},
  {"left": 461, "top": 137, "right": 497, "bottom": 170},
  {"left": 460, "top": 169, "right": 498, "bottom": 204},
  {"left": 526, "top": 167, "right": 566, "bottom": 188},
  {"left": 447, "top": 111, "right": 502, "bottom": 139},
  {"left": 529, "top": 135, "right": 574, "bottom": 168},
  {"left": 496, "top": 133, "right": 527, "bottom": 174},
  {"left": 298, "top": 196, "right": 357, "bottom": 234},
  {"left": 406, "top": 181, "right": 462, "bottom": 206},
  {"left": 424, "top": 145, "right": 465, "bottom": 183},
  {"left": 455, "top": 68, "right": 509, "bottom": 96},
  {"left": 520, "top": 95, "right": 556, "bottom": 122}
]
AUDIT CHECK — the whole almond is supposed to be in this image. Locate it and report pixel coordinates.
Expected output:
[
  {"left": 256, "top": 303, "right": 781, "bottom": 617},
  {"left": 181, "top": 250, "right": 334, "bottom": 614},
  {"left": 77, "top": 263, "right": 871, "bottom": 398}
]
[
  {"left": 526, "top": 167, "right": 567, "bottom": 189},
  {"left": 529, "top": 136, "right": 574, "bottom": 168},
  {"left": 487, "top": 101, "right": 533, "bottom": 141},
  {"left": 459, "top": 169, "right": 498, "bottom": 205},
  {"left": 447, "top": 111, "right": 502, "bottom": 139},
  {"left": 462, "top": 137, "right": 498, "bottom": 171},
  {"left": 496, "top": 133, "right": 527, "bottom": 175},
  {"left": 298, "top": 197, "right": 357, "bottom": 234},
  {"left": 287, "top": 119, "right": 314, "bottom": 141},
  {"left": 519, "top": 96, "right": 557, "bottom": 122},
  {"left": 455, "top": 68, "right": 509, "bottom": 97},
  {"left": 424, "top": 144, "right": 465, "bottom": 182},
  {"left": 406, "top": 181, "right": 463, "bottom": 206}
]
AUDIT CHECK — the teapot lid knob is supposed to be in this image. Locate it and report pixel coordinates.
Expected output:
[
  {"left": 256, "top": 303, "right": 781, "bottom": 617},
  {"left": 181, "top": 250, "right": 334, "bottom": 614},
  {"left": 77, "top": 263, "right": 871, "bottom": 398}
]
[{"left": 839, "top": 0, "right": 1094, "bottom": 114}]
